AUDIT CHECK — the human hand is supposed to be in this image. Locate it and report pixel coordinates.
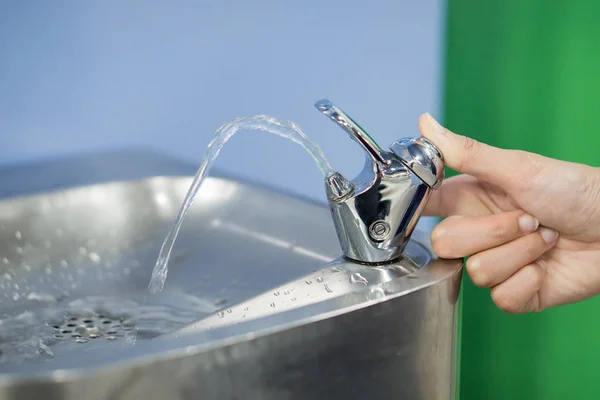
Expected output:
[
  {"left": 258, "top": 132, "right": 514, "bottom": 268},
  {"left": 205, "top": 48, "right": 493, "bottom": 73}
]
[{"left": 420, "top": 113, "right": 600, "bottom": 313}]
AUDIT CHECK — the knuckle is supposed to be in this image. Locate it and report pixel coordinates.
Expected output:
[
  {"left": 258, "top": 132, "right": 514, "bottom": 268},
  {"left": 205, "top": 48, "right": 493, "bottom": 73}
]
[
  {"left": 525, "top": 263, "right": 545, "bottom": 288},
  {"left": 517, "top": 151, "right": 548, "bottom": 188},
  {"left": 580, "top": 167, "right": 600, "bottom": 223},
  {"left": 491, "top": 290, "right": 521, "bottom": 314},
  {"left": 489, "top": 218, "right": 510, "bottom": 240},
  {"left": 524, "top": 237, "right": 543, "bottom": 259},
  {"left": 456, "top": 136, "right": 484, "bottom": 171},
  {"left": 466, "top": 257, "right": 491, "bottom": 287}
]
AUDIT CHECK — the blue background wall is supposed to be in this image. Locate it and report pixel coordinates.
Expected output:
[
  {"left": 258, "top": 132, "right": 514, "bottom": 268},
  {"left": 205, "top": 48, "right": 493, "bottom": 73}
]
[{"left": 0, "top": 0, "right": 444, "bottom": 208}]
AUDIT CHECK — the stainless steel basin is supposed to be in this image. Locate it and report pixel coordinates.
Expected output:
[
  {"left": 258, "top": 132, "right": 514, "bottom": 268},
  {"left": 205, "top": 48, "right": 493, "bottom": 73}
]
[{"left": 0, "top": 150, "right": 462, "bottom": 400}]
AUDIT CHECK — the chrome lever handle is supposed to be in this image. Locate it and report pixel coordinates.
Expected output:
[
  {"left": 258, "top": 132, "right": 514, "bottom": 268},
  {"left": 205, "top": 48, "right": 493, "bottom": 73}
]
[{"left": 314, "top": 99, "right": 390, "bottom": 166}]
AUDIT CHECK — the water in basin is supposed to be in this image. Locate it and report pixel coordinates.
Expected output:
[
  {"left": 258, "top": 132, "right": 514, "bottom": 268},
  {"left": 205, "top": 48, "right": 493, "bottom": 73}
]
[
  {"left": 0, "top": 115, "right": 338, "bottom": 369},
  {"left": 0, "top": 290, "right": 218, "bottom": 366}
]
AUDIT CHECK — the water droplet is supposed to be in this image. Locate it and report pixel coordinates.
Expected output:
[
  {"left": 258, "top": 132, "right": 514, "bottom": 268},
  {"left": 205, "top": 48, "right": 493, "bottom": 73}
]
[
  {"left": 16, "top": 246, "right": 23, "bottom": 254},
  {"left": 291, "top": 297, "right": 297, "bottom": 301},
  {"left": 270, "top": 302, "right": 276, "bottom": 308},
  {"left": 2, "top": 257, "right": 8, "bottom": 264},
  {"left": 350, "top": 273, "right": 369, "bottom": 285},
  {"left": 13, "top": 283, "right": 19, "bottom": 290},
  {"left": 226, "top": 308, "right": 232, "bottom": 313},
  {"left": 353, "top": 218, "right": 361, "bottom": 227},
  {"left": 368, "top": 287, "right": 386, "bottom": 300},
  {"left": 89, "top": 252, "right": 101, "bottom": 264},
  {"left": 214, "top": 298, "right": 227, "bottom": 306},
  {"left": 305, "top": 280, "right": 312, "bottom": 285},
  {"left": 44, "top": 241, "right": 51, "bottom": 249},
  {"left": 106, "top": 336, "right": 117, "bottom": 341},
  {"left": 243, "top": 307, "right": 249, "bottom": 311},
  {"left": 14, "top": 231, "right": 21, "bottom": 240},
  {"left": 217, "top": 311, "right": 225, "bottom": 318},
  {"left": 324, "top": 284, "right": 333, "bottom": 293},
  {"left": 316, "top": 277, "right": 324, "bottom": 283},
  {"left": 283, "top": 290, "right": 290, "bottom": 295},
  {"left": 12, "top": 293, "right": 20, "bottom": 301},
  {"left": 45, "top": 266, "right": 52, "bottom": 275},
  {"left": 75, "top": 338, "right": 88, "bottom": 343},
  {"left": 89, "top": 333, "right": 99, "bottom": 339},
  {"left": 123, "top": 268, "right": 131, "bottom": 275},
  {"left": 273, "top": 291, "right": 280, "bottom": 296},
  {"left": 23, "top": 263, "right": 31, "bottom": 271},
  {"left": 78, "top": 247, "right": 87, "bottom": 255},
  {"left": 60, "top": 260, "right": 68, "bottom": 268},
  {"left": 330, "top": 266, "right": 342, "bottom": 273},
  {"left": 3, "top": 273, "right": 12, "bottom": 280}
]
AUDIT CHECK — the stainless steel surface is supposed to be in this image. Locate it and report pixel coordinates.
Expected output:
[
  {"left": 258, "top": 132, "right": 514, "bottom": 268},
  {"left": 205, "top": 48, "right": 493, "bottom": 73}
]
[
  {"left": 163, "top": 242, "right": 421, "bottom": 336},
  {"left": 316, "top": 99, "right": 445, "bottom": 263},
  {"left": 0, "top": 150, "right": 462, "bottom": 400}
]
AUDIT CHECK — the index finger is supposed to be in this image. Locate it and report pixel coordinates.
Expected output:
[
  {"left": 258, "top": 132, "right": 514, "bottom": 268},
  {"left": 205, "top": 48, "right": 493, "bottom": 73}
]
[{"left": 423, "top": 175, "right": 495, "bottom": 218}]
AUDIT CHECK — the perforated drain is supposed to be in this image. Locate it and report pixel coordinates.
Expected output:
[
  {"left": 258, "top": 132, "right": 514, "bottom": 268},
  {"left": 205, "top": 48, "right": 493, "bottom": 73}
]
[{"left": 48, "top": 313, "right": 135, "bottom": 343}]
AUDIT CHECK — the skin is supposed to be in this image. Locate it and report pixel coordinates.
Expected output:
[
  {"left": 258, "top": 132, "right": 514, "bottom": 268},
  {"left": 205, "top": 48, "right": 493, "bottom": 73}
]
[{"left": 419, "top": 113, "right": 600, "bottom": 314}]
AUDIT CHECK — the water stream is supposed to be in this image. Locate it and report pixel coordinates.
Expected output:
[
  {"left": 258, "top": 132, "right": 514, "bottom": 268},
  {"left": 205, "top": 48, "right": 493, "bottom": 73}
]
[{"left": 148, "top": 115, "right": 334, "bottom": 293}]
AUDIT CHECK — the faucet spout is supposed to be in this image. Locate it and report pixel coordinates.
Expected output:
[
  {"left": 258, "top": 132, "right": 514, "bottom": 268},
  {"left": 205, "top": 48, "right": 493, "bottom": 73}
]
[
  {"left": 315, "top": 99, "right": 445, "bottom": 264},
  {"left": 324, "top": 172, "right": 353, "bottom": 201}
]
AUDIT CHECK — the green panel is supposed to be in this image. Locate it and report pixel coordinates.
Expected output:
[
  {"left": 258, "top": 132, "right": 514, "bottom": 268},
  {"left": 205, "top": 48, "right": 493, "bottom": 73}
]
[{"left": 444, "top": 1, "right": 600, "bottom": 399}]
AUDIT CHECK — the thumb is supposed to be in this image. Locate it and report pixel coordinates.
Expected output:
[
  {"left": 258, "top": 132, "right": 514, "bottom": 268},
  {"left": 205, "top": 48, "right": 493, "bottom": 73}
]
[{"left": 418, "top": 113, "right": 535, "bottom": 188}]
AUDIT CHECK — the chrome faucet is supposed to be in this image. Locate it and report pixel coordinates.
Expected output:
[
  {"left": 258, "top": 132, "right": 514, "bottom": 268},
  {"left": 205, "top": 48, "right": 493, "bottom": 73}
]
[{"left": 315, "top": 99, "right": 445, "bottom": 264}]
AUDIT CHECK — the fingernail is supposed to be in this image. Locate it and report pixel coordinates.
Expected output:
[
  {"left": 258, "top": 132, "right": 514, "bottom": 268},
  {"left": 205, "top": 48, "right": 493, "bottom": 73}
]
[
  {"left": 518, "top": 214, "right": 539, "bottom": 233},
  {"left": 425, "top": 112, "right": 445, "bottom": 134},
  {"left": 539, "top": 227, "right": 558, "bottom": 244}
]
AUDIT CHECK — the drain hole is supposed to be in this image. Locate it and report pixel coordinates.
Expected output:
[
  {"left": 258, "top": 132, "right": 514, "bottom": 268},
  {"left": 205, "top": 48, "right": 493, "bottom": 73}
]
[{"left": 47, "top": 313, "right": 132, "bottom": 344}]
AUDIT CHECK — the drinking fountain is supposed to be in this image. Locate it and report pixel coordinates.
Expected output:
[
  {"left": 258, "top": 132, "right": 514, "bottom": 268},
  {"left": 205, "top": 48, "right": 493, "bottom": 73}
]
[{"left": 0, "top": 100, "right": 462, "bottom": 400}]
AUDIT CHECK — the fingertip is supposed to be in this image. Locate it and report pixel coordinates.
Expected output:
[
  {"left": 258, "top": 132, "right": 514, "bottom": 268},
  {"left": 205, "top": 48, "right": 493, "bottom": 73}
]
[
  {"left": 490, "top": 263, "right": 545, "bottom": 314},
  {"left": 539, "top": 227, "right": 559, "bottom": 244},
  {"left": 419, "top": 112, "right": 445, "bottom": 139},
  {"left": 518, "top": 214, "right": 539, "bottom": 233}
]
